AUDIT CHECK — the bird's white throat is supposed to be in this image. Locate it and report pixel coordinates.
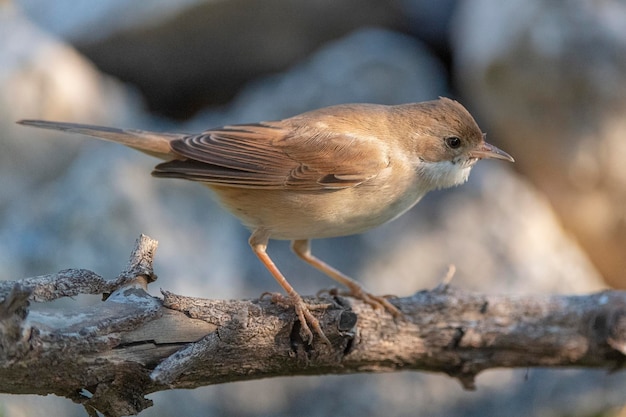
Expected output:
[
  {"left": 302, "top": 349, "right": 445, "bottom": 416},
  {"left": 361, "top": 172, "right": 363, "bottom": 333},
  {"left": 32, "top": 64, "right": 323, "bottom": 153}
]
[{"left": 416, "top": 159, "right": 473, "bottom": 191}]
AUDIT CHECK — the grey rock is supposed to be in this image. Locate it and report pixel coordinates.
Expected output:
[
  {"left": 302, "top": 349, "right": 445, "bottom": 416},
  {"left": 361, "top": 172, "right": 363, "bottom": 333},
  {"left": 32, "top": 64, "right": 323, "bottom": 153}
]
[
  {"left": 0, "top": 6, "right": 143, "bottom": 194},
  {"left": 452, "top": 0, "right": 626, "bottom": 288},
  {"left": 16, "top": 0, "right": 407, "bottom": 117}
]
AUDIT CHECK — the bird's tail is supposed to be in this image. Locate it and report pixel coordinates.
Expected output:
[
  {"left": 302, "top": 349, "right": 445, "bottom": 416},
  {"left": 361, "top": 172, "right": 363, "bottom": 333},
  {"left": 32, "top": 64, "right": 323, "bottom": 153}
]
[{"left": 17, "top": 120, "right": 183, "bottom": 160}]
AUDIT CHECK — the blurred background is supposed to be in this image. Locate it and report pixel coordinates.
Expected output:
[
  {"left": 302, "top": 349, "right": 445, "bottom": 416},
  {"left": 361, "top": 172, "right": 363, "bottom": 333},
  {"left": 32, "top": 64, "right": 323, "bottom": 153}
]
[{"left": 1, "top": 0, "right": 626, "bottom": 416}]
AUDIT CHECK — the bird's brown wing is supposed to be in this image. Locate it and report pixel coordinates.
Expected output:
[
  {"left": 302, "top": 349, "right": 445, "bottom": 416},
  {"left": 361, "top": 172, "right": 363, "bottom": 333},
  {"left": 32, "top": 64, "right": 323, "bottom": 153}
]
[{"left": 152, "top": 122, "right": 389, "bottom": 190}]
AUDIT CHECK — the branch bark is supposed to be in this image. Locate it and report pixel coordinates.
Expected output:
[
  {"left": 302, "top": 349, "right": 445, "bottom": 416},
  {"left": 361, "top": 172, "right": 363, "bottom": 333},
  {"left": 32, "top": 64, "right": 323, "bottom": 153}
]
[{"left": 1, "top": 235, "right": 624, "bottom": 417}]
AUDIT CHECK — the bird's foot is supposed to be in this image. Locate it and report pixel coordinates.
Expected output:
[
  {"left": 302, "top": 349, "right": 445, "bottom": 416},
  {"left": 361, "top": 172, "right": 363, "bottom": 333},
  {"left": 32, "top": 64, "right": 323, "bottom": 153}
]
[
  {"left": 260, "top": 292, "right": 331, "bottom": 345},
  {"left": 319, "top": 286, "right": 401, "bottom": 317}
]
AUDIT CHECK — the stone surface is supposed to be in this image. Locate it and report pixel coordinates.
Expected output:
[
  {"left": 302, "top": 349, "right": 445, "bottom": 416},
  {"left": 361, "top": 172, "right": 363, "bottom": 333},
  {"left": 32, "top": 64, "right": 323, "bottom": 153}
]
[
  {"left": 361, "top": 164, "right": 604, "bottom": 297},
  {"left": 452, "top": 0, "right": 626, "bottom": 288},
  {"left": 0, "top": 5, "right": 146, "bottom": 280},
  {"left": 0, "top": 5, "right": 143, "bottom": 193},
  {"left": 15, "top": 0, "right": 408, "bottom": 118}
]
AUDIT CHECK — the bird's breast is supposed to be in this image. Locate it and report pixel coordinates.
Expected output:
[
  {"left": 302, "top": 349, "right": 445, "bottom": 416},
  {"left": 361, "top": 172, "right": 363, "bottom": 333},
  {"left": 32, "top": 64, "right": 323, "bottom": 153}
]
[{"left": 207, "top": 167, "right": 427, "bottom": 240}]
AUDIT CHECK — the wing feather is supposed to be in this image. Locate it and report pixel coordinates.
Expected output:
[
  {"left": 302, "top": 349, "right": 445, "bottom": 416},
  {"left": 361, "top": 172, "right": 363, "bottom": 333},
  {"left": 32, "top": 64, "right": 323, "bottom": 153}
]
[{"left": 152, "top": 122, "right": 389, "bottom": 190}]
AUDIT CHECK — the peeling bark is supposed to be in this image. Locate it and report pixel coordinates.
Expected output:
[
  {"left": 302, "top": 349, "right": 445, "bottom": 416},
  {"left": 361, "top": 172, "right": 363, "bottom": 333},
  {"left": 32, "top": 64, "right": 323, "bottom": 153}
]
[{"left": 1, "top": 235, "right": 624, "bottom": 416}]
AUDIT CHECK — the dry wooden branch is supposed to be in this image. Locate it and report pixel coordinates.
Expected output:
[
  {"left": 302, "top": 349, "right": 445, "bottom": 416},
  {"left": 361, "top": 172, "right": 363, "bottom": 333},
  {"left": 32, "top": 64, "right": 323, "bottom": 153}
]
[{"left": 1, "top": 235, "right": 624, "bottom": 417}]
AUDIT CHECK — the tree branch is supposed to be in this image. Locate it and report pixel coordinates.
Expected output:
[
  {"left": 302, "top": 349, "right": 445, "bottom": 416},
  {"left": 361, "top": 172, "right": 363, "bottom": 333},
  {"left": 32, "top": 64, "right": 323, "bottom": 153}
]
[{"left": 1, "top": 235, "right": 624, "bottom": 416}]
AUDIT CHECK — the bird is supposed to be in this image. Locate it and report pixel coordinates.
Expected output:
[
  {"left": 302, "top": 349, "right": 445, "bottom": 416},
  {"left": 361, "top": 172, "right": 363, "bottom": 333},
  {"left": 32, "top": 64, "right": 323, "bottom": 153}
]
[{"left": 18, "top": 97, "right": 514, "bottom": 345}]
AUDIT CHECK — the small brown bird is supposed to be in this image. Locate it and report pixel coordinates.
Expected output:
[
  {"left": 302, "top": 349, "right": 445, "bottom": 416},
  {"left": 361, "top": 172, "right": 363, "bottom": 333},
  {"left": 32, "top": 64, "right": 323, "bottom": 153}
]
[{"left": 18, "top": 98, "right": 513, "bottom": 344}]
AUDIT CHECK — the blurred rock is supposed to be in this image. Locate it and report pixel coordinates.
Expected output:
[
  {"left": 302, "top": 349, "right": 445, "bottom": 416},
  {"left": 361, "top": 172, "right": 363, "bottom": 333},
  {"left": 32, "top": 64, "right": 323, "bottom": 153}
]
[
  {"left": 190, "top": 27, "right": 448, "bottom": 126},
  {"left": 0, "top": 5, "right": 143, "bottom": 196},
  {"left": 0, "top": 4, "right": 147, "bottom": 279},
  {"left": 361, "top": 164, "right": 605, "bottom": 296},
  {"left": 452, "top": 0, "right": 626, "bottom": 288},
  {"left": 15, "top": 0, "right": 409, "bottom": 118},
  {"left": 399, "top": 0, "right": 458, "bottom": 51}
]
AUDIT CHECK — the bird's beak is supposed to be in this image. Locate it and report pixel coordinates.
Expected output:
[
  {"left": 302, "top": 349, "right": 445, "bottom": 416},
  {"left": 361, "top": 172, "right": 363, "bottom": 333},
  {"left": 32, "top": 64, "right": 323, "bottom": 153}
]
[{"left": 470, "top": 142, "right": 514, "bottom": 162}]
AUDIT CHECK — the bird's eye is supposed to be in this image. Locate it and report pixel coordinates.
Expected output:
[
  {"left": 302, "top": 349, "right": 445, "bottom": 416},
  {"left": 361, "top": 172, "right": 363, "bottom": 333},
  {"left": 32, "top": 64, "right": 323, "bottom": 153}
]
[{"left": 445, "top": 136, "right": 461, "bottom": 149}]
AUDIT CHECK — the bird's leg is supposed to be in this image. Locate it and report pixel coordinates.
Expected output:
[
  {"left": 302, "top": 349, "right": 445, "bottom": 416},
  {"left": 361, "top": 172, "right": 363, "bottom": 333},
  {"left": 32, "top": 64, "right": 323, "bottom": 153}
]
[
  {"left": 291, "top": 239, "right": 402, "bottom": 317},
  {"left": 249, "top": 230, "right": 331, "bottom": 345}
]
